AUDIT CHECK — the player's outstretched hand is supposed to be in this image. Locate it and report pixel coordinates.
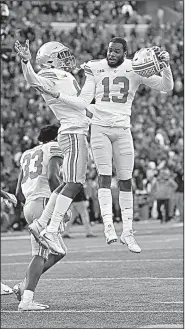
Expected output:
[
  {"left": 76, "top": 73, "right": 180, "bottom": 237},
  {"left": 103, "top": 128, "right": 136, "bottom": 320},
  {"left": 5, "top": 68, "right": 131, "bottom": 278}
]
[
  {"left": 14, "top": 39, "right": 32, "bottom": 61},
  {"left": 31, "top": 84, "right": 60, "bottom": 99},
  {"left": 151, "top": 47, "right": 170, "bottom": 69},
  {"left": 158, "top": 50, "right": 170, "bottom": 69}
]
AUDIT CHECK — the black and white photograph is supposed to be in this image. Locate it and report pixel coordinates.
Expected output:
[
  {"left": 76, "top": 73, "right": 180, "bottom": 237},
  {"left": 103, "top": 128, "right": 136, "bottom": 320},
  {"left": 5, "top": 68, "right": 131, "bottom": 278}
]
[{"left": 1, "top": 0, "right": 183, "bottom": 328}]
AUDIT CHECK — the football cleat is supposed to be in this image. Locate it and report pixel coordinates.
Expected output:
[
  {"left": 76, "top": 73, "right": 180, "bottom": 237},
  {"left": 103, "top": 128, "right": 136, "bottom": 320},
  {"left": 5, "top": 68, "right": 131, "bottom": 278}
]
[
  {"left": 18, "top": 300, "right": 48, "bottom": 311},
  {"left": 13, "top": 282, "right": 50, "bottom": 308},
  {"left": 104, "top": 225, "right": 118, "bottom": 244},
  {"left": 120, "top": 231, "right": 141, "bottom": 253},
  {"left": 1, "top": 283, "right": 13, "bottom": 295},
  {"left": 40, "top": 229, "right": 66, "bottom": 255},
  {"left": 28, "top": 220, "right": 48, "bottom": 249}
]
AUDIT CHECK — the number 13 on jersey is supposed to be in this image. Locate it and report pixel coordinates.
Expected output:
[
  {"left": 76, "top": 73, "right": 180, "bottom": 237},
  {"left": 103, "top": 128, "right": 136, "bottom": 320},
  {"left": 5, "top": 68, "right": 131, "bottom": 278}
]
[{"left": 101, "top": 76, "right": 129, "bottom": 103}]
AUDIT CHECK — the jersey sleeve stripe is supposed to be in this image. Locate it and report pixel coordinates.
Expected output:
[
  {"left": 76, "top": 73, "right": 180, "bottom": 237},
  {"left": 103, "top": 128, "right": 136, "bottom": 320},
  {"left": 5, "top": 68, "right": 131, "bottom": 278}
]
[
  {"left": 38, "top": 72, "right": 59, "bottom": 79},
  {"left": 84, "top": 66, "right": 93, "bottom": 76},
  {"left": 84, "top": 70, "right": 94, "bottom": 76},
  {"left": 132, "top": 61, "right": 155, "bottom": 70},
  {"left": 50, "top": 148, "right": 63, "bottom": 156},
  {"left": 84, "top": 66, "right": 93, "bottom": 72}
]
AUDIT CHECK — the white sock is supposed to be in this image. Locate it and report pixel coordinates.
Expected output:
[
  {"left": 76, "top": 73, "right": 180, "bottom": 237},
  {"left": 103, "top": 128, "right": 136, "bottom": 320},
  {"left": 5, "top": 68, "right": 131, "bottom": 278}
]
[
  {"left": 47, "top": 194, "right": 72, "bottom": 233},
  {"left": 22, "top": 289, "right": 33, "bottom": 303},
  {"left": 119, "top": 191, "right": 133, "bottom": 235},
  {"left": 38, "top": 192, "right": 58, "bottom": 227},
  {"left": 98, "top": 188, "right": 113, "bottom": 231}
]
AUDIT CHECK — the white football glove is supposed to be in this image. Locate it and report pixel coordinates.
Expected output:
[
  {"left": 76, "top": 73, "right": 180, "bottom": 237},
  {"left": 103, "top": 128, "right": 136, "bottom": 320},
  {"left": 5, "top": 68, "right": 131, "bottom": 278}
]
[
  {"left": 14, "top": 39, "right": 32, "bottom": 61},
  {"left": 158, "top": 50, "right": 170, "bottom": 69}
]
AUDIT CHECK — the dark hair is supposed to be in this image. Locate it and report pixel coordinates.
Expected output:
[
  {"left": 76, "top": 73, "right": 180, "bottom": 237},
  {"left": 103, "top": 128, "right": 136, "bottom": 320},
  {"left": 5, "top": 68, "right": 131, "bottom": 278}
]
[
  {"left": 38, "top": 124, "right": 59, "bottom": 143},
  {"left": 109, "top": 37, "right": 127, "bottom": 52}
]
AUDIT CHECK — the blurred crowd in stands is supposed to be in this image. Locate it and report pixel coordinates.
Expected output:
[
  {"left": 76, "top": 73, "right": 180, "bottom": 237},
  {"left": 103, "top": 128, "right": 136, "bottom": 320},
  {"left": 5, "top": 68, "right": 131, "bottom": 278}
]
[{"left": 1, "top": 1, "right": 183, "bottom": 231}]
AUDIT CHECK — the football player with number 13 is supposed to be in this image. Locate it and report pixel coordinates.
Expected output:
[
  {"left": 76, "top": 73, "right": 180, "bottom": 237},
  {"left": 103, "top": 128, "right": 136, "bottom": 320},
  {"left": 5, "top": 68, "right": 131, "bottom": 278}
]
[{"left": 26, "top": 37, "right": 174, "bottom": 253}]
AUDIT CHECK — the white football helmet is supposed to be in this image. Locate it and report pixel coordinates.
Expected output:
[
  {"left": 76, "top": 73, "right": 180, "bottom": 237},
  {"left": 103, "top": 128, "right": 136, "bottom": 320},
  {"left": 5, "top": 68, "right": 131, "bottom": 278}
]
[
  {"left": 132, "top": 47, "right": 161, "bottom": 78},
  {"left": 36, "top": 41, "right": 76, "bottom": 71}
]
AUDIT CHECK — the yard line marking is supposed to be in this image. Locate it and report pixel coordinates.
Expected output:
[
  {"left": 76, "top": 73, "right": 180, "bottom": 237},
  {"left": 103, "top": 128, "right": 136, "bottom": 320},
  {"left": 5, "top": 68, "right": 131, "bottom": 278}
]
[
  {"left": 2, "top": 252, "right": 31, "bottom": 257},
  {"left": 155, "top": 302, "right": 183, "bottom": 304},
  {"left": 3, "top": 277, "right": 183, "bottom": 282},
  {"left": 141, "top": 325, "right": 183, "bottom": 328},
  {"left": 1, "top": 235, "right": 30, "bottom": 241},
  {"left": 1, "top": 258, "right": 183, "bottom": 266},
  {"left": 1, "top": 235, "right": 182, "bottom": 243},
  {"left": 1, "top": 310, "right": 183, "bottom": 313},
  {"left": 1, "top": 246, "right": 183, "bottom": 257}
]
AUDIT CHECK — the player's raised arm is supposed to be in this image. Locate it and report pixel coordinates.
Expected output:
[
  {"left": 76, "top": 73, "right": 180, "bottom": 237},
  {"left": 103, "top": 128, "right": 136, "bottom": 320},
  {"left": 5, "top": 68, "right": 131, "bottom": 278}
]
[
  {"left": 35, "top": 63, "right": 96, "bottom": 111},
  {"left": 133, "top": 47, "right": 174, "bottom": 92},
  {"left": 14, "top": 40, "right": 54, "bottom": 90},
  {"left": 140, "top": 65, "right": 174, "bottom": 92}
]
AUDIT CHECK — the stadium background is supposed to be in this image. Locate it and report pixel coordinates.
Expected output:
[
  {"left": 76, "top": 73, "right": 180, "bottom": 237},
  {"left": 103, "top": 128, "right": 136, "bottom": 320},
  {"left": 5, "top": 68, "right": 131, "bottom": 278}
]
[{"left": 1, "top": 0, "right": 183, "bottom": 231}]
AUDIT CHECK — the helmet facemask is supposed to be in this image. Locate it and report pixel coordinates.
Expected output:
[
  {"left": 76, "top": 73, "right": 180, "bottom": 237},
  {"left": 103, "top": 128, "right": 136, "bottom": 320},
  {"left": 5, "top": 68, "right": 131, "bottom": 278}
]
[{"left": 51, "top": 48, "right": 76, "bottom": 71}]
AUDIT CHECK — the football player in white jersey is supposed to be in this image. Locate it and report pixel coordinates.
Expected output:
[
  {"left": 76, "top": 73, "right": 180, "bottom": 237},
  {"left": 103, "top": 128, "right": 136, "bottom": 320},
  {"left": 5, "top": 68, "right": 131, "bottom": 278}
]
[
  {"left": 13, "top": 125, "right": 67, "bottom": 311},
  {"left": 14, "top": 40, "right": 89, "bottom": 254},
  {"left": 38, "top": 37, "right": 174, "bottom": 253}
]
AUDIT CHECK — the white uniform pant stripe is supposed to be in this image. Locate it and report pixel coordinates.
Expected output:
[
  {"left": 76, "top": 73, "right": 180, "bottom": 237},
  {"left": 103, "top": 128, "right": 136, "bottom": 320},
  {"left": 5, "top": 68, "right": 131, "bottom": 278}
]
[
  {"left": 73, "top": 134, "right": 79, "bottom": 182},
  {"left": 68, "top": 134, "right": 78, "bottom": 182},
  {"left": 66, "top": 134, "right": 71, "bottom": 182},
  {"left": 57, "top": 133, "right": 88, "bottom": 184}
]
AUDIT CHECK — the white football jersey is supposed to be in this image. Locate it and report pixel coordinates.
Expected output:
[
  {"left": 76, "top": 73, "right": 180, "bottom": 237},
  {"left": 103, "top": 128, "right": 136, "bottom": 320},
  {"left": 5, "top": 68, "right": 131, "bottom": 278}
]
[
  {"left": 80, "top": 58, "right": 173, "bottom": 127},
  {"left": 22, "top": 62, "right": 90, "bottom": 135},
  {"left": 20, "top": 141, "right": 63, "bottom": 204}
]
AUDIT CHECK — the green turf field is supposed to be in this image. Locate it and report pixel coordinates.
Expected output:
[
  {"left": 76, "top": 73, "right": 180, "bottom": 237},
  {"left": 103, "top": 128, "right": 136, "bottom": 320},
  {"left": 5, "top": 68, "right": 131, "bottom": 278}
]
[{"left": 1, "top": 220, "right": 183, "bottom": 328}]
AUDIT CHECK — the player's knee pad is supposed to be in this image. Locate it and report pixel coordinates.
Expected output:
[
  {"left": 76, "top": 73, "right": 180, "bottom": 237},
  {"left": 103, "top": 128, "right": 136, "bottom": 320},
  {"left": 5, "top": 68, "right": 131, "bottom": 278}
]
[
  {"left": 96, "top": 165, "right": 112, "bottom": 177},
  {"left": 98, "top": 175, "right": 112, "bottom": 188},
  {"left": 118, "top": 170, "right": 132, "bottom": 181},
  {"left": 118, "top": 178, "right": 132, "bottom": 191},
  {"left": 62, "top": 182, "right": 83, "bottom": 199}
]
